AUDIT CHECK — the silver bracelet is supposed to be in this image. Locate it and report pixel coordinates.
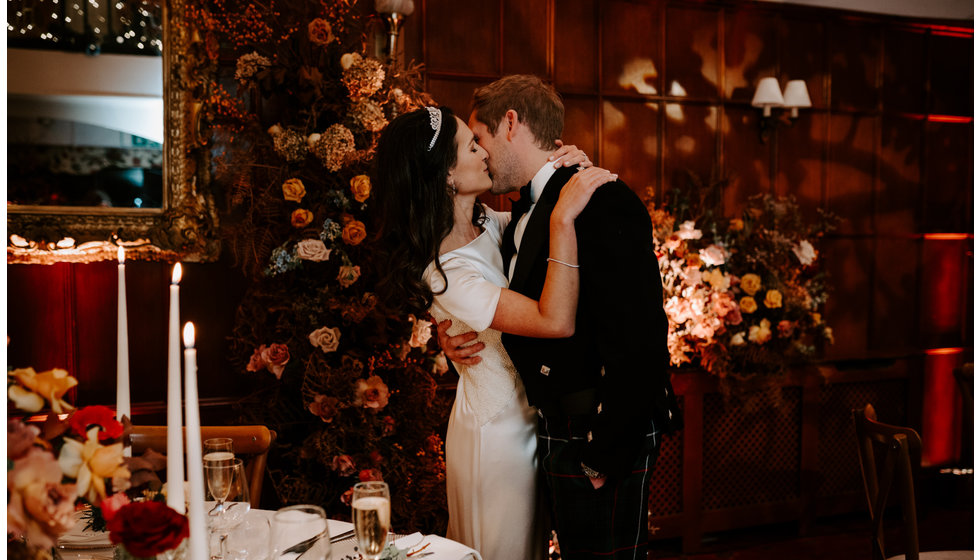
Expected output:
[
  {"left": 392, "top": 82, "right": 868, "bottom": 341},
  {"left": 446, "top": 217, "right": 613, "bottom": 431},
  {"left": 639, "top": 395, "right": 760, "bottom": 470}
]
[{"left": 547, "top": 257, "right": 580, "bottom": 269}]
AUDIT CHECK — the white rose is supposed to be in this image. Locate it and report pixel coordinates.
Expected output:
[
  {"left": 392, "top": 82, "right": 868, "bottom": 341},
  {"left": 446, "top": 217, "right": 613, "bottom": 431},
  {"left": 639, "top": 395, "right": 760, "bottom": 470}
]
[
  {"left": 306, "top": 133, "right": 321, "bottom": 149},
  {"left": 699, "top": 244, "right": 726, "bottom": 266},
  {"left": 296, "top": 239, "right": 331, "bottom": 262},
  {"left": 267, "top": 124, "right": 283, "bottom": 136},
  {"left": 793, "top": 240, "right": 817, "bottom": 266},
  {"left": 730, "top": 332, "right": 746, "bottom": 346},
  {"left": 340, "top": 52, "right": 361, "bottom": 70},
  {"left": 677, "top": 220, "right": 703, "bottom": 240},
  {"left": 409, "top": 317, "right": 433, "bottom": 348},
  {"left": 309, "top": 326, "right": 341, "bottom": 353},
  {"left": 432, "top": 353, "right": 449, "bottom": 375}
]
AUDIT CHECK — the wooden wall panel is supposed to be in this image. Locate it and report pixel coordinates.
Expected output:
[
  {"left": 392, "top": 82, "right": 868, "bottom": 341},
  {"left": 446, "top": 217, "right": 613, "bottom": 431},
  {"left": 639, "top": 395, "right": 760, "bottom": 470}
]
[
  {"left": 775, "top": 112, "right": 825, "bottom": 214},
  {"left": 70, "top": 263, "right": 120, "bottom": 404},
  {"left": 723, "top": 9, "right": 778, "bottom": 101},
  {"left": 554, "top": 0, "right": 597, "bottom": 90},
  {"left": 601, "top": 1, "right": 662, "bottom": 96},
  {"left": 424, "top": 0, "right": 498, "bottom": 75},
  {"left": 664, "top": 4, "right": 719, "bottom": 100},
  {"left": 779, "top": 17, "right": 827, "bottom": 108},
  {"left": 822, "top": 238, "right": 873, "bottom": 360},
  {"left": 664, "top": 103, "right": 717, "bottom": 192},
  {"left": 928, "top": 33, "right": 973, "bottom": 116},
  {"left": 882, "top": 29, "right": 927, "bottom": 113},
  {"left": 877, "top": 116, "right": 922, "bottom": 233},
  {"left": 426, "top": 78, "right": 487, "bottom": 119},
  {"left": 870, "top": 238, "right": 920, "bottom": 353},
  {"left": 562, "top": 97, "right": 598, "bottom": 160},
  {"left": 919, "top": 238, "right": 970, "bottom": 349},
  {"left": 922, "top": 121, "right": 973, "bottom": 233},
  {"left": 721, "top": 106, "right": 771, "bottom": 214},
  {"left": 601, "top": 99, "right": 659, "bottom": 194},
  {"left": 7, "top": 264, "right": 75, "bottom": 373},
  {"left": 502, "top": 0, "right": 549, "bottom": 76},
  {"left": 827, "top": 114, "right": 876, "bottom": 234},
  {"left": 828, "top": 21, "right": 881, "bottom": 111}
]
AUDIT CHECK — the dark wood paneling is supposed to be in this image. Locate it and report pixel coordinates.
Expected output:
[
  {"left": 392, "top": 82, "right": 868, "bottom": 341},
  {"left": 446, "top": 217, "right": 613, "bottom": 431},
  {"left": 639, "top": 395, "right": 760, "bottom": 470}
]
[
  {"left": 822, "top": 237, "right": 873, "bottom": 360},
  {"left": 721, "top": 106, "right": 771, "bottom": 214},
  {"left": 877, "top": 115, "right": 922, "bottom": 233},
  {"left": 870, "top": 237, "right": 920, "bottom": 353},
  {"left": 602, "top": 0, "right": 663, "bottom": 96},
  {"left": 928, "top": 33, "right": 973, "bottom": 116},
  {"left": 723, "top": 9, "right": 778, "bottom": 102},
  {"left": 922, "top": 120, "right": 973, "bottom": 233},
  {"left": 775, "top": 111, "right": 825, "bottom": 214},
  {"left": 882, "top": 28, "right": 927, "bottom": 113},
  {"left": 424, "top": 0, "right": 498, "bottom": 75},
  {"left": 562, "top": 97, "right": 598, "bottom": 161},
  {"left": 664, "top": 103, "right": 717, "bottom": 192},
  {"left": 554, "top": 0, "right": 597, "bottom": 90},
  {"left": 827, "top": 114, "right": 876, "bottom": 234},
  {"left": 664, "top": 4, "right": 719, "bottom": 100},
  {"left": 919, "top": 238, "right": 970, "bottom": 349},
  {"left": 426, "top": 78, "right": 489, "bottom": 120},
  {"left": 828, "top": 21, "right": 881, "bottom": 111},
  {"left": 779, "top": 17, "right": 828, "bottom": 108},
  {"left": 7, "top": 264, "right": 75, "bottom": 372},
  {"left": 601, "top": 99, "right": 659, "bottom": 194},
  {"left": 502, "top": 0, "right": 549, "bottom": 76}
]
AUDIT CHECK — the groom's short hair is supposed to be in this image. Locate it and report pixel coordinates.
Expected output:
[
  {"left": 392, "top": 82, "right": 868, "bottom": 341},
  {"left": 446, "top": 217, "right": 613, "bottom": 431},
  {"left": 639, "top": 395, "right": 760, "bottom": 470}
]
[{"left": 472, "top": 74, "right": 564, "bottom": 151}]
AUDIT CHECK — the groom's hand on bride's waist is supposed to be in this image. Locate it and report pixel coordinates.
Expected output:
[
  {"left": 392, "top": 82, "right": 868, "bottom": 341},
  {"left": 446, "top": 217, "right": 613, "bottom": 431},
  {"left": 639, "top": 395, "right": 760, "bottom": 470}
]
[{"left": 437, "top": 319, "right": 484, "bottom": 365}]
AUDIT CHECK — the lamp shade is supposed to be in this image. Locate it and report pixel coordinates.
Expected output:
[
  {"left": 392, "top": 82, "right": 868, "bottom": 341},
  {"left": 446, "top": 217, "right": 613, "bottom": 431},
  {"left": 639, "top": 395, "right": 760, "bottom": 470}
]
[
  {"left": 375, "top": 0, "right": 414, "bottom": 15},
  {"left": 751, "top": 77, "right": 784, "bottom": 117},
  {"left": 782, "top": 80, "right": 812, "bottom": 117}
]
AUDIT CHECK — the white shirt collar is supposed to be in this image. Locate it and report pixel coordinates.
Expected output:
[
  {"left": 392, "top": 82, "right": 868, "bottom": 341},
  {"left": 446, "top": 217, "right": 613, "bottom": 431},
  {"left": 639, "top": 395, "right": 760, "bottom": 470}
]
[{"left": 528, "top": 160, "right": 557, "bottom": 204}]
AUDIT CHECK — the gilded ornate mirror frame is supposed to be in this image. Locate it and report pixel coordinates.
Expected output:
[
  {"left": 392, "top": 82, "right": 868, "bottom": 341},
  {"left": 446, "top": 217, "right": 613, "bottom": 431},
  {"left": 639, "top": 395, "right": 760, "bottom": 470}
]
[{"left": 6, "top": 0, "right": 220, "bottom": 265}]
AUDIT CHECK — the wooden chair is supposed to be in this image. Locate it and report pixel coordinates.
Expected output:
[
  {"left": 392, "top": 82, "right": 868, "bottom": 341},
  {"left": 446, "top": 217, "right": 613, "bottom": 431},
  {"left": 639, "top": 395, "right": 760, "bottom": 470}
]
[
  {"left": 129, "top": 425, "right": 276, "bottom": 509},
  {"left": 852, "top": 404, "right": 972, "bottom": 560}
]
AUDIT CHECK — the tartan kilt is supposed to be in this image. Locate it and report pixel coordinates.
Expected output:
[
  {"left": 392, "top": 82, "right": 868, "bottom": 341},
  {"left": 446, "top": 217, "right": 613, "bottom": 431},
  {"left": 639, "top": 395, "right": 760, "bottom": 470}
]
[{"left": 537, "top": 414, "right": 661, "bottom": 560}]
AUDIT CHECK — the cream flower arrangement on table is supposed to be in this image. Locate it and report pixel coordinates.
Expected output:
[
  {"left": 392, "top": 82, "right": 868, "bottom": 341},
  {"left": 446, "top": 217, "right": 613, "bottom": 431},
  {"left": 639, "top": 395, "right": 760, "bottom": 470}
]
[{"left": 647, "top": 173, "right": 839, "bottom": 406}]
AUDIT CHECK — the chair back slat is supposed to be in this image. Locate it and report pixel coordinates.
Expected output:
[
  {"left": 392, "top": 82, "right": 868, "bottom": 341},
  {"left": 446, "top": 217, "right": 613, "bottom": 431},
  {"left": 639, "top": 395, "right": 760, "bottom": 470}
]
[{"left": 129, "top": 425, "right": 276, "bottom": 509}]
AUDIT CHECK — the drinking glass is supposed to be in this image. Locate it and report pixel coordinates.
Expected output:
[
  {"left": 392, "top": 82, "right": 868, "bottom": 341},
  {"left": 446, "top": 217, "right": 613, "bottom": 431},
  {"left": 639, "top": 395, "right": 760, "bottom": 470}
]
[
  {"left": 204, "top": 438, "right": 235, "bottom": 466},
  {"left": 269, "top": 505, "right": 331, "bottom": 560},
  {"left": 204, "top": 459, "right": 251, "bottom": 559},
  {"left": 351, "top": 481, "right": 390, "bottom": 560}
]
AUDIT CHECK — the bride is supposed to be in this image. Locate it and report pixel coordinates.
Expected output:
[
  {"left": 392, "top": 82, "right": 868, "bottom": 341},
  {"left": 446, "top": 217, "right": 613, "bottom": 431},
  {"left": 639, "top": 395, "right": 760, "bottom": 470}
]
[{"left": 373, "top": 105, "right": 614, "bottom": 560}]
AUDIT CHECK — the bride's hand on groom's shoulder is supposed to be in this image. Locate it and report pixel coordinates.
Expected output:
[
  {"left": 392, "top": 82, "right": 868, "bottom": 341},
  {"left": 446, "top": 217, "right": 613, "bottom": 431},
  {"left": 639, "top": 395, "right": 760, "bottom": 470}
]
[{"left": 436, "top": 319, "right": 484, "bottom": 365}]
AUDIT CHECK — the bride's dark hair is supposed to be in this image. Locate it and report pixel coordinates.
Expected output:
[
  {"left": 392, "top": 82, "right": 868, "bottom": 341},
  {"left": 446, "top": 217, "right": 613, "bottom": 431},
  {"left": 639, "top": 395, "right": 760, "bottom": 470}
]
[{"left": 372, "top": 106, "right": 481, "bottom": 317}]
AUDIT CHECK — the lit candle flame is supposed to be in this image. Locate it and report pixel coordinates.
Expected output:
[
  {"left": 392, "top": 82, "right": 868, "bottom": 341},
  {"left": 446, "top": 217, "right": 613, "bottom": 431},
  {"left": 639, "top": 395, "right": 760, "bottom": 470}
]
[
  {"left": 183, "top": 322, "right": 195, "bottom": 348},
  {"left": 117, "top": 246, "right": 125, "bottom": 264},
  {"left": 172, "top": 262, "right": 182, "bottom": 284}
]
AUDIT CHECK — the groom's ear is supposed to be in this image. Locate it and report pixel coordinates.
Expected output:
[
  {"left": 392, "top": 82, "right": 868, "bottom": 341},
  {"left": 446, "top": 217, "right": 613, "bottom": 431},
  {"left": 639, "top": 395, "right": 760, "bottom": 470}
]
[{"left": 503, "top": 109, "right": 520, "bottom": 142}]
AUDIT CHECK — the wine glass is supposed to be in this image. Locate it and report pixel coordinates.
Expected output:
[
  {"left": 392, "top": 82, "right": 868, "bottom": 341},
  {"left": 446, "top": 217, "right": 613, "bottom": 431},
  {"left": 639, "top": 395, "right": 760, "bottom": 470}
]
[
  {"left": 269, "top": 505, "right": 331, "bottom": 560},
  {"left": 204, "top": 438, "right": 235, "bottom": 466},
  {"left": 352, "top": 481, "right": 390, "bottom": 560},
  {"left": 204, "top": 459, "right": 251, "bottom": 559}
]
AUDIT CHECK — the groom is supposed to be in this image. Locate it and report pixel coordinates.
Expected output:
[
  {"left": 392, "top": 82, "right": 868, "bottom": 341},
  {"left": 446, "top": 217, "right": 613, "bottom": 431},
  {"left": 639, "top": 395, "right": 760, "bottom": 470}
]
[{"left": 439, "top": 74, "right": 681, "bottom": 559}]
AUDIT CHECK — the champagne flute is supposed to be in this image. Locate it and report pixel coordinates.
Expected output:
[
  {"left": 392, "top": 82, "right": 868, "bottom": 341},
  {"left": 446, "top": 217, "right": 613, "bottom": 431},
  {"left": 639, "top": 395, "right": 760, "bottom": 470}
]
[
  {"left": 205, "top": 459, "right": 250, "bottom": 559},
  {"left": 269, "top": 505, "right": 331, "bottom": 560},
  {"left": 352, "top": 481, "right": 390, "bottom": 560},
  {"left": 204, "top": 437, "right": 235, "bottom": 466}
]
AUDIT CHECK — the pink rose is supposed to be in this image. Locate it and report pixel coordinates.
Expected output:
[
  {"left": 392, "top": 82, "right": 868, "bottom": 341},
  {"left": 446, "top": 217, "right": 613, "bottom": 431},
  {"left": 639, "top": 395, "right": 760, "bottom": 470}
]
[
  {"left": 8, "top": 419, "right": 41, "bottom": 460},
  {"left": 8, "top": 448, "right": 78, "bottom": 550},
  {"left": 778, "top": 320, "right": 796, "bottom": 338},
  {"left": 260, "top": 343, "right": 290, "bottom": 379},
  {"left": 354, "top": 375, "right": 389, "bottom": 410},
  {"left": 331, "top": 455, "right": 357, "bottom": 477},
  {"left": 381, "top": 416, "right": 396, "bottom": 436},
  {"left": 358, "top": 468, "right": 383, "bottom": 482},
  {"left": 309, "top": 326, "right": 341, "bottom": 353},
  {"left": 246, "top": 346, "right": 267, "bottom": 373},
  {"left": 340, "top": 487, "right": 354, "bottom": 506},
  {"left": 100, "top": 492, "right": 132, "bottom": 523},
  {"left": 369, "top": 450, "right": 384, "bottom": 466},
  {"left": 337, "top": 265, "right": 361, "bottom": 288},
  {"left": 409, "top": 317, "right": 433, "bottom": 348}
]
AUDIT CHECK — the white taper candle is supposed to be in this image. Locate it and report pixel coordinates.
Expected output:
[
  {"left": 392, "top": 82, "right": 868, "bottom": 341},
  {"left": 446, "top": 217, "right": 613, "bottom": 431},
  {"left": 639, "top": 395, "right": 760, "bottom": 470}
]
[
  {"left": 166, "top": 263, "right": 185, "bottom": 512},
  {"left": 183, "top": 322, "right": 208, "bottom": 560}
]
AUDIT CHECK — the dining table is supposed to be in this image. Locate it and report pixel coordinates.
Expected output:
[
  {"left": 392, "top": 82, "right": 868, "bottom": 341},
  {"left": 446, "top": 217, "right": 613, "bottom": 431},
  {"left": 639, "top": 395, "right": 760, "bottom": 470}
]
[{"left": 56, "top": 508, "right": 483, "bottom": 560}]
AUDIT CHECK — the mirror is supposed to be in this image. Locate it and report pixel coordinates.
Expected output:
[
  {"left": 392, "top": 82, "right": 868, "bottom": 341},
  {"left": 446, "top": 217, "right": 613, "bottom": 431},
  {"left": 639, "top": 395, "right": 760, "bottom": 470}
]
[{"left": 6, "top": 0, "right": 219, "bottom": 264}]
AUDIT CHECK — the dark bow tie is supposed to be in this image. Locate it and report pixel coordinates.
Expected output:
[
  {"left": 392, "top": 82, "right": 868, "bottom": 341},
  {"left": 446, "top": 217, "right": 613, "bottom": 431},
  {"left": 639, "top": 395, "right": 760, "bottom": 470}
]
[{"left": 511, "top": 183, "right": 534, "bottom": 218}]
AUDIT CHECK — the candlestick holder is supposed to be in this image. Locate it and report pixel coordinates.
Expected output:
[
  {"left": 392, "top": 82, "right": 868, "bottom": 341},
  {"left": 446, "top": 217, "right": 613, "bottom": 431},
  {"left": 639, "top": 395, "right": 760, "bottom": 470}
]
[{"left": 375, "top": 0, "right": 414, "bottom": 63}]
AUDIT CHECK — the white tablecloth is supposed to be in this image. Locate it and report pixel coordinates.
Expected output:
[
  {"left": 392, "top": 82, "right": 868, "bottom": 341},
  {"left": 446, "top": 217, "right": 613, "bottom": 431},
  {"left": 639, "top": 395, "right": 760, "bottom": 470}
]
[{"left": 57, "top": 509, "right": 482, "bottom": 560}]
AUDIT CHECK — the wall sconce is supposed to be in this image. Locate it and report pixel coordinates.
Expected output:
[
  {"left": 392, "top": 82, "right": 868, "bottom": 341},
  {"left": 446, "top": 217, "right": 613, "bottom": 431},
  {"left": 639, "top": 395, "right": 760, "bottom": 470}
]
[
  {"left": 375, "top": 0, "right": 415, "bottom": 63},
  {"left": 751, "top": 77, "right": 812, "bottom": 141}
]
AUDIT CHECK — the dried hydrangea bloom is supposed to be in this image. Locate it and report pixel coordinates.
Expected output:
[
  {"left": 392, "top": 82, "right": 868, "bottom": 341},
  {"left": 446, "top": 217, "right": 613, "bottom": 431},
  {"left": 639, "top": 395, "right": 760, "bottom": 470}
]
[
  {"left": 311, "top": 124, "right": 355, "bottom": 171},
  {"left": 234, "top": 52, "right": 272, "bottom": 82},
  {"left": 349, "top": 99, "right": 388, "bottom": 133}
]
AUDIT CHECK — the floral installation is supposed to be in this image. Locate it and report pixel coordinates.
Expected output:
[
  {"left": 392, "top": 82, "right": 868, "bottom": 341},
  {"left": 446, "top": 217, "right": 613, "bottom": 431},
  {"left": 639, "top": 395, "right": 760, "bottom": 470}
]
[
  {"left": 191, "top": 0, "right": 449, "bottom": 531},
  {"left": 646, "top": 172, "right": 839, "bottom": 407},
  {"left": 7, "top": 369, "right": 133, "bottom": 558}
]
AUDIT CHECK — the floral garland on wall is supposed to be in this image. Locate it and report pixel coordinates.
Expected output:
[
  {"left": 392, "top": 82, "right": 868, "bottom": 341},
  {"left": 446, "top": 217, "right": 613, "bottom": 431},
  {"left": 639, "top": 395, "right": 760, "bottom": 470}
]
[
  {"left": 646, "top": 172, "right": 840, "bottom": 409},
  {"left": 190, "top": 0, "right": 450, "bottom": 530}
]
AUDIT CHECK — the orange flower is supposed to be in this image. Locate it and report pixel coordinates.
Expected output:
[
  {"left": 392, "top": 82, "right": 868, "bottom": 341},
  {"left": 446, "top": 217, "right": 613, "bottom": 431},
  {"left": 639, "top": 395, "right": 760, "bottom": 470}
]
[
  {"left": 282, "top": 178, "right": 306, "bottom": 203},
  {"left": 354, "top": 375, "right": 389, "bottom": 410},
  {"left": 291, "top": 208, "right": 313, "bottom": 228},
  {"left": 342, "top": 219, "right": 367, "bottom": 246},
  {"left": 10, "top": 367, "right": 78, "bottom": 413},
  {"left": 349, "top": 174, "right": 372, "bottom": 203},
  {"left": 739, "top": 296, "right": 758, "bottom": 314}
]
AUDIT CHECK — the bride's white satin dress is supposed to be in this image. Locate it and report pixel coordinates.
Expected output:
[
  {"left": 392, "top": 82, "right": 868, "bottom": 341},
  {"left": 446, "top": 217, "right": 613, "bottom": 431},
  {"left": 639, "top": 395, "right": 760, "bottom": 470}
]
[{"left": 424, "top": 207, "right": 544, "bottom": 560}]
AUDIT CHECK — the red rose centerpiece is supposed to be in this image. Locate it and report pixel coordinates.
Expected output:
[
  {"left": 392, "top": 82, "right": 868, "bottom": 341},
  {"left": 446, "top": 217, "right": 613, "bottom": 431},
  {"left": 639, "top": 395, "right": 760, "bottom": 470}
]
[{"left": 106, "top": 501, "right": 189, "bottom": 559}]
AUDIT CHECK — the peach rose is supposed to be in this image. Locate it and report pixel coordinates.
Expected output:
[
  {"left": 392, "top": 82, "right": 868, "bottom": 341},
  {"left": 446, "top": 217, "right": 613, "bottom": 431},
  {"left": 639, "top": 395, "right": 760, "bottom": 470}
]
[
  {"left": 350, "top": 174, "right": 372, "bottom": 203},
  {"left": 702, "top": 268, "right": 731, "bottom": 291},
  {"left": 8, "top": 448, "right": 78, "bottom": 549},
  {"left": 739, "top": 296, "right": 758, "bottom": 314},
  {"left": 763, "top": 289, "right": 782, "bottom": 309},
  {"left": 777, "top": 320, "right": 795, "bottom": 338},
  {"left": 342, "top": 219, "right": 367, "bottom": 246},
  {"left": 260, "top": 343, "right": 290, "bottom": 379},
  {"left": 308, "top": 326, "right": 341, "bottom": 353},
  {"left": 291, "top": 209, "right": 314, "bottom": 228},
  {"left": 748, "top": 318, "right": 772, "bottom": 344},
  {"left": 740, "top": 273, "right": 762, "bottom": 296},
  {"left": 309, "top": 394, "right": 339, "bottom": 423},
  {"left": 381, "top": 416, "right": 396, "bottom": 436},
  {"left": 331, "top": 455, "right": 356, "bottom": 476},
  {"left": 409, "top": 317, "right": 433, "bottom": 348},
  {"left": 307, "top": 18, "right": 334, "bottom": 46},
  {"left": 296, "top": 239, "right": 331, "bottom": 262},
  {"left": 729, "top": 218, "right": 744, "bottom": 231},
  {"left": 354, "top": 375, "right": 389, "bottom": 410},
  {"left": 282, "top": 178, "right": 306, "bottom": 203},
  {"left": 337, "top": 265, "right": 361, "bottom": 288}
]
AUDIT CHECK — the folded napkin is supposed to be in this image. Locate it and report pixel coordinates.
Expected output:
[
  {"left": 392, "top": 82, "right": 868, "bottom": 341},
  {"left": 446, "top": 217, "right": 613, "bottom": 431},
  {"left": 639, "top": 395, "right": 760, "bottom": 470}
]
[
  {"left": 394, "top": 532, "right": 483, "bottom": 560},
  {"left": 57, "top": 512, "right": 112, "bottom": 549}
]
